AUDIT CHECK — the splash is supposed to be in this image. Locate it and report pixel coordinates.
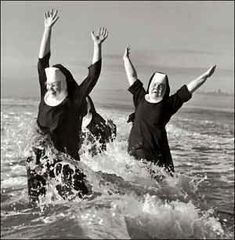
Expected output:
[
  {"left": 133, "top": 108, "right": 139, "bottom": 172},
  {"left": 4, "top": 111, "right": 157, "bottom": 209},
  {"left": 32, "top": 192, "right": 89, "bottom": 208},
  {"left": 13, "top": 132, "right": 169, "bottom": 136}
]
[{"left": 1, "top": 103, "right": 233, "bottom": 239}]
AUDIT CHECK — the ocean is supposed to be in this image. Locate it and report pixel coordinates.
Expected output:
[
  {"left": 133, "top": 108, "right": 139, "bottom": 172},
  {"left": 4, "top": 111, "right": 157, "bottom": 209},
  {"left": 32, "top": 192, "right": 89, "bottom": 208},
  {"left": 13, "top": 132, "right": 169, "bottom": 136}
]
[{"left": 1, "top": 96, "right": 234, "bottom": 239}]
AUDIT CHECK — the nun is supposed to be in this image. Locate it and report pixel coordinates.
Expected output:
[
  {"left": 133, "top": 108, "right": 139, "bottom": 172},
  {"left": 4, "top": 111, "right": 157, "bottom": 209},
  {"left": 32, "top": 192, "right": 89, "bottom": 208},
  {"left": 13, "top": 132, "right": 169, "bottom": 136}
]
[
  {"left": 26, "top": 9, "right": 108, "bottom": 204},
  {"left": 81, "top": 96, "right": 116, "bottom": 156},
  {"left": 123, "top": 47, "right": 216, "bottom": 174}
]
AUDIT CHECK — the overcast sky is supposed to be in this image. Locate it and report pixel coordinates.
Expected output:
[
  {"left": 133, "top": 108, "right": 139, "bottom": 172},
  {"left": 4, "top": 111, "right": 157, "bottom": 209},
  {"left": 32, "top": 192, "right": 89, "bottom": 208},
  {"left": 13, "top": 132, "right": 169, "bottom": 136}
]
[{"left": 1, "top": 1, "right": 234, "bottom": 99}]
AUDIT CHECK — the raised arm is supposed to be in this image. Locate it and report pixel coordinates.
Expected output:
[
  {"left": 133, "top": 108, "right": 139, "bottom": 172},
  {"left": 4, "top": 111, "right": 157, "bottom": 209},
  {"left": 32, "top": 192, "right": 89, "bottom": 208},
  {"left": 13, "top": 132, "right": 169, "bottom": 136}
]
[
  {"left": 37, "top": 10, "right": 59, "bottom": 98},
  {"left": 78, "top": 28, "right": 108, "bottom": 99},
  {"left": 38, "top": 9, "right": 59, "bottom": 58},
  {"left": 91, "top": 27, "right": 108, "bottom": 64},
  {"left": 187, "top": 65, "right": 216, "bottom": 94},
  {"left": 123, "top": 47, "right": 138, "bottom": 86}
]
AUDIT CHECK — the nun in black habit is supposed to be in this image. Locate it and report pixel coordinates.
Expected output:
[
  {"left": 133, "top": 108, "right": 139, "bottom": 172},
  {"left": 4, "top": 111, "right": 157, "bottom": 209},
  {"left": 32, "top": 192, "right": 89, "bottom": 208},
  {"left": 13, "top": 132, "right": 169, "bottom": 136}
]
[
  {"left": 123, "top": 47, "right": 216, "bottom": 174},
  {"left": 26, "top": 9, "right": 110, "bottom": 204}
]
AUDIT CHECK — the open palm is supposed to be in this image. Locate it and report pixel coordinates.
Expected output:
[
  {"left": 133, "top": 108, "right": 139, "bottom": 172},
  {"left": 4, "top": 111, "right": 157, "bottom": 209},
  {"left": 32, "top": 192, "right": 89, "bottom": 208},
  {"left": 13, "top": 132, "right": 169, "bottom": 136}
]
[
  {"left": 44, "top": 9, "right": 59, "bottom": 28},
  {"left": 91, "top": 28, "right": 108, "bottom": 45}
]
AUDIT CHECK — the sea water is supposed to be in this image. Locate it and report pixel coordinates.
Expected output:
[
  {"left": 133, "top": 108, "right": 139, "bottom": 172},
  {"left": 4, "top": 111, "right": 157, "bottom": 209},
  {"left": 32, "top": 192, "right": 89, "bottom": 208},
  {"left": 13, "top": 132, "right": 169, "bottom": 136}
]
[{"left": 1, "top": 97, "right": 234, "bottom": 239}]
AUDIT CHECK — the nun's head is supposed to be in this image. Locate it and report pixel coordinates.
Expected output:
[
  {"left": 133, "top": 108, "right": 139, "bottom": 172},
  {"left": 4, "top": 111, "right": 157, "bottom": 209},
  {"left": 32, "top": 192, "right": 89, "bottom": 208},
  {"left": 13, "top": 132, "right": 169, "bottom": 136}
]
[
  {"left": 147, "top": 72, "right": 170, "bottom": 100},
  {"left": 45, "top": 64, "right": 79, "bottom": 98},
  {"left": 45, "top": 67, "right": 67, "bottom": 97}
]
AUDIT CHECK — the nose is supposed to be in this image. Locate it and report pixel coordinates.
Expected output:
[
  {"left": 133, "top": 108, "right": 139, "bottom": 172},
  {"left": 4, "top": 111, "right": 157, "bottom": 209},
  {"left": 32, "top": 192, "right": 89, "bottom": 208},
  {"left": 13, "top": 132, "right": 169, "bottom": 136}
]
[
  {"left": 47, "top": 84, "right": 52, "bottom": 90},
  {"left": 47, "top": 84, "right": 55, "bottom": 93},
  {"left": 154, "top": 85, "right": 161, "bottom": 91}
]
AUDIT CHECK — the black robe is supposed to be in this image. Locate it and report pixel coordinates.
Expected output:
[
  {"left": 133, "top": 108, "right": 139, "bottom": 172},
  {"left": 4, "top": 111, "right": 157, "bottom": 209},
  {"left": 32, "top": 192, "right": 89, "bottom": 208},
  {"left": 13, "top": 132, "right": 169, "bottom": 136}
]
[
  {"left": 80, "top": 96, "right": 116, "bottom": 156},
  {"left": 128, "top": 76, "right": 191, "bottom": 172},
  {"left": 26, "top": 52, "right": 101, "bottom": 204},
  {"left": 37, "top": 52, "right": 101, "bottom": 160}
]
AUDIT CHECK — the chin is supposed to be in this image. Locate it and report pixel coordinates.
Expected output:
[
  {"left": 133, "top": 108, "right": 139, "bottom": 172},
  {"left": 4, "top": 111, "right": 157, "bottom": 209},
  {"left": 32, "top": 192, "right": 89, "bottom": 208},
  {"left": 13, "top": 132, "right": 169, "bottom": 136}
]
[
  {"left": 49, "top": 91, "right": 57, "bottom": 96},
  {"left": 151, "top": 93, "right": 159, "bottom": 99}
]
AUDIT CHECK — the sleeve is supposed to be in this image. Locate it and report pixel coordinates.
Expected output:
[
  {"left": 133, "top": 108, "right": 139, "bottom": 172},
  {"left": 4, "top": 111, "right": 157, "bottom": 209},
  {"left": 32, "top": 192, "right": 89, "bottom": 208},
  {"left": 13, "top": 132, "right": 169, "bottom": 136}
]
[
  {"left": 167, "top": 85, "right": 192, "bottom": 115},
  {"left": 127, "top": 112, "right": 135, "bottom": 123},
  {"left": 128, "top": 79, "right": 146, "bottom": 108},
  {"left": 78, "top": 59, "right": 102, "bottom": 100},
  {"left": 37, "top": 52, "right": 50, "bottom": 98}
]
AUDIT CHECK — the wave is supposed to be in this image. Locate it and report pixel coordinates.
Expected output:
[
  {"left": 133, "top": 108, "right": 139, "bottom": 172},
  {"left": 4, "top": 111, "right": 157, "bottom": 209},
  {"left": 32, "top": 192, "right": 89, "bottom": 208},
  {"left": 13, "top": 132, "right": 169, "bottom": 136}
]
[{"left": 1, "top": 100, "right": 234, "bottom": 239}]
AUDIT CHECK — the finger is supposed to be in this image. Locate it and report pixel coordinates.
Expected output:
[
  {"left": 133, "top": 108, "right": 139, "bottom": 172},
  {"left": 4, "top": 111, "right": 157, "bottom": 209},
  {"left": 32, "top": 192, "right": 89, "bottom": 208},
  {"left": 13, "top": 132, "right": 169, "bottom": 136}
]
[
  {"left": 99, "top": 27, "right": 102, "bottom": 36},
  {"left": 104, "top": 28, "right": 108, "bottom": 38},
  {"left": 50, "top": 9, "right": 53, "bottom": 16},
  {"left": 103, "top": 29, "right": 108, "bottom": 39},
  {"left": 52, "top": 9, "right": 57, "bottom": 18},
  {"left": 206, "top": 66, "right": 216, "bottom": 77},
  {"left": 210, "top": 65, "right": 216, "bottom": 74},
  {"left": 52, "top": 11, "right": 59, "bottom": 21},
  {"left": 100, "top": 27, "right": 103, "bottom": 36},
  {"left": 52, "top": 16, "right": 59, "bottom": 25},
  {"left": 102, "top": 27, "right": 105, "bottom": 36},
  {"left": 45, "top": 11, "right": 49, "bottom": 18},
  {"left": 209, "top": 65, "right": 215, "bottom": 73},
  {"left": 47, "top": 10, "right": 50, "bottom": 18},
  {"left": 91, "top": 31, "right": 95, "bottom": 38},
  {"left": 126, "top": 46, "right": 130, "bottom": 56},
  {"left": 54, "top": 9, "right": 58, "bottom": 18},
  {"left": 52, "top": 15, "right": 59, "bottom": 22}
]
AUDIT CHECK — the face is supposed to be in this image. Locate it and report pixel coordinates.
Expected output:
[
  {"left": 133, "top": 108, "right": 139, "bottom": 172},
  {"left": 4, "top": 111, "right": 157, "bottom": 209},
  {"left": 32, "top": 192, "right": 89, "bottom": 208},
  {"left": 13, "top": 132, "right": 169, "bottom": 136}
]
[
  {"left": 45, "top": 67, "right": 66, "bottom": 96},
  {"left": 148, "top": 73, "right": 167, "bottom": 99},
  {"left": 46, "top": 80, "right": 62, "bottom": 96}
]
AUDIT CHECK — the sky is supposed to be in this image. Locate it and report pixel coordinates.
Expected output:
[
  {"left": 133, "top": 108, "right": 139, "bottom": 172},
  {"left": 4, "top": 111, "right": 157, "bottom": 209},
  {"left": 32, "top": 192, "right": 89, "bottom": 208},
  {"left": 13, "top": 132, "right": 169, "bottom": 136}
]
[{"left": 1, "top": 1, "right": 234, "bottom": 100}]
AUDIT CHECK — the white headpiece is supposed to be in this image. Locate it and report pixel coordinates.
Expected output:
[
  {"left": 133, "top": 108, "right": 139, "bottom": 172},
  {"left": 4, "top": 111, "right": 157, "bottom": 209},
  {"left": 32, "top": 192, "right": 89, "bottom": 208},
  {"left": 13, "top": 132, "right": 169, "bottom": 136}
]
[
  {"left": 45, "top": 67, "right": 67, "bottom": 92},
  {"left": 152, "top": 72, "right": 167, "bottom": 83},
  {"left": 45, "top": 67, "right": 66, "bottom": 83}
]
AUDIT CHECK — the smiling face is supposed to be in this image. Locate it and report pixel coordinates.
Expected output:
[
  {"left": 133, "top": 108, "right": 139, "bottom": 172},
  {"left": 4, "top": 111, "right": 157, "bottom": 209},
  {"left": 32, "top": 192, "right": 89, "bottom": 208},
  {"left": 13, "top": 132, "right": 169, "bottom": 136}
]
[
  {"left": 46, "top": 80, "right": 62, "bottom": 95},
  {"left": 148, "top": 72, "right": 167, "bottom": 100},
  {"left": 45, "top": 67, "right": 67, "bottom": 96}
]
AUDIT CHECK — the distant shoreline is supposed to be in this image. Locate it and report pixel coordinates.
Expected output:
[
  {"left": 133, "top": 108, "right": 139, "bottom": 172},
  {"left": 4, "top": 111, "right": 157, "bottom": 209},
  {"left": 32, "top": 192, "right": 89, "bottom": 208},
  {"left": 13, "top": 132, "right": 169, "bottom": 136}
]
[
  {"left": 1, "top": 90, "right": 234, "bottom": 100},
  {"left": 1, "top": 96, "right": 234, "bottom": 114},
  {"left": 95, "top": 102, "right": 234, "bottom": 114},
  {"left": 195, "top": 91, "right": 234, "bottom": 97}
]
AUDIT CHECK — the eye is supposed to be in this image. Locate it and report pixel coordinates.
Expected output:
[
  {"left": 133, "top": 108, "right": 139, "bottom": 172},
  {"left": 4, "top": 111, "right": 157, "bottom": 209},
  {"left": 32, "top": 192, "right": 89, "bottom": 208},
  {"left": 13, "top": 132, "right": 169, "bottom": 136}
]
[{"left": 46, "top": 82, "right": 58, "bottom": 87}]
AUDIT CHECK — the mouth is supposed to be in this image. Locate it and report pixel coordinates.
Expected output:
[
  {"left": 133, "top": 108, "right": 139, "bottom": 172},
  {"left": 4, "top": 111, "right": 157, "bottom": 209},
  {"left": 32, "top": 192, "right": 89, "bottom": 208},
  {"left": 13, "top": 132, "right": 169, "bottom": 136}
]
[
  {"left": 49, "top": 90, "right": 57, "bottom": 95},
  {"left": 152, "top": 90, "right": 160, "bottom": 94}
]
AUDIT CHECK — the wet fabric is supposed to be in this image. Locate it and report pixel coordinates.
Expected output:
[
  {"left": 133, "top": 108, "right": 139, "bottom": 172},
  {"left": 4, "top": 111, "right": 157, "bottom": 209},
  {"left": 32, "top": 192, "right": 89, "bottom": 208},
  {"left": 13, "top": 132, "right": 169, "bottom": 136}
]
[
  {"left": 37, "top": 52, "right": 101, "bottom": 160},
  {"left": 81, "top": 96, "right": 117, "bottom": 156},
  {"left": 27, "top": 52, "right": 100, "bottom": 204},
  {"left": 128, "top": 79, "right": 192, "bottom": 172},
  {"left": 25, "top": 124, "right": 92, "bottom": 205}
]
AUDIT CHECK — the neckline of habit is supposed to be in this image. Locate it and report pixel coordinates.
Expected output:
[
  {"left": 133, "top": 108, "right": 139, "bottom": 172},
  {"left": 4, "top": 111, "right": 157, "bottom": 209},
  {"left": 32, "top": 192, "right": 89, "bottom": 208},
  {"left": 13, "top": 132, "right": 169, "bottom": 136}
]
[
  {"left": 44, "top": 91, "right": 68, "bottom": 107},
  {"left": 144, "top": 94, "right": 163, "bottom": 104}
]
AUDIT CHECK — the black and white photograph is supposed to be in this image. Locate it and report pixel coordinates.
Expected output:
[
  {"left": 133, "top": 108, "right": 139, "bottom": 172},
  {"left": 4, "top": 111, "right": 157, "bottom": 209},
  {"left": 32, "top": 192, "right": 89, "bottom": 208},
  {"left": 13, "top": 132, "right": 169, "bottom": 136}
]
[{"left": 1, "top": 1, "right": 234, "bottom": 239}]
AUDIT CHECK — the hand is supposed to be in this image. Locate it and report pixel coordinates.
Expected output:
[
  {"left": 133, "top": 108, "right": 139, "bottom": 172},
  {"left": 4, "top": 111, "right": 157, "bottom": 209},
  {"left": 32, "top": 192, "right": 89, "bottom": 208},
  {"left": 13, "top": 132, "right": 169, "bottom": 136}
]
[
  {"left": 44, "top": 9, "right": 59, "bottom": 29},
  {"left": 91, "top": 27, "right": 108, "bottom": 45},
  {"left": 123, "top": 46, "right": 131, "bottom": 60},
  {"left": 202, "top": 65, "right": 216, "bottom": 79}
]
